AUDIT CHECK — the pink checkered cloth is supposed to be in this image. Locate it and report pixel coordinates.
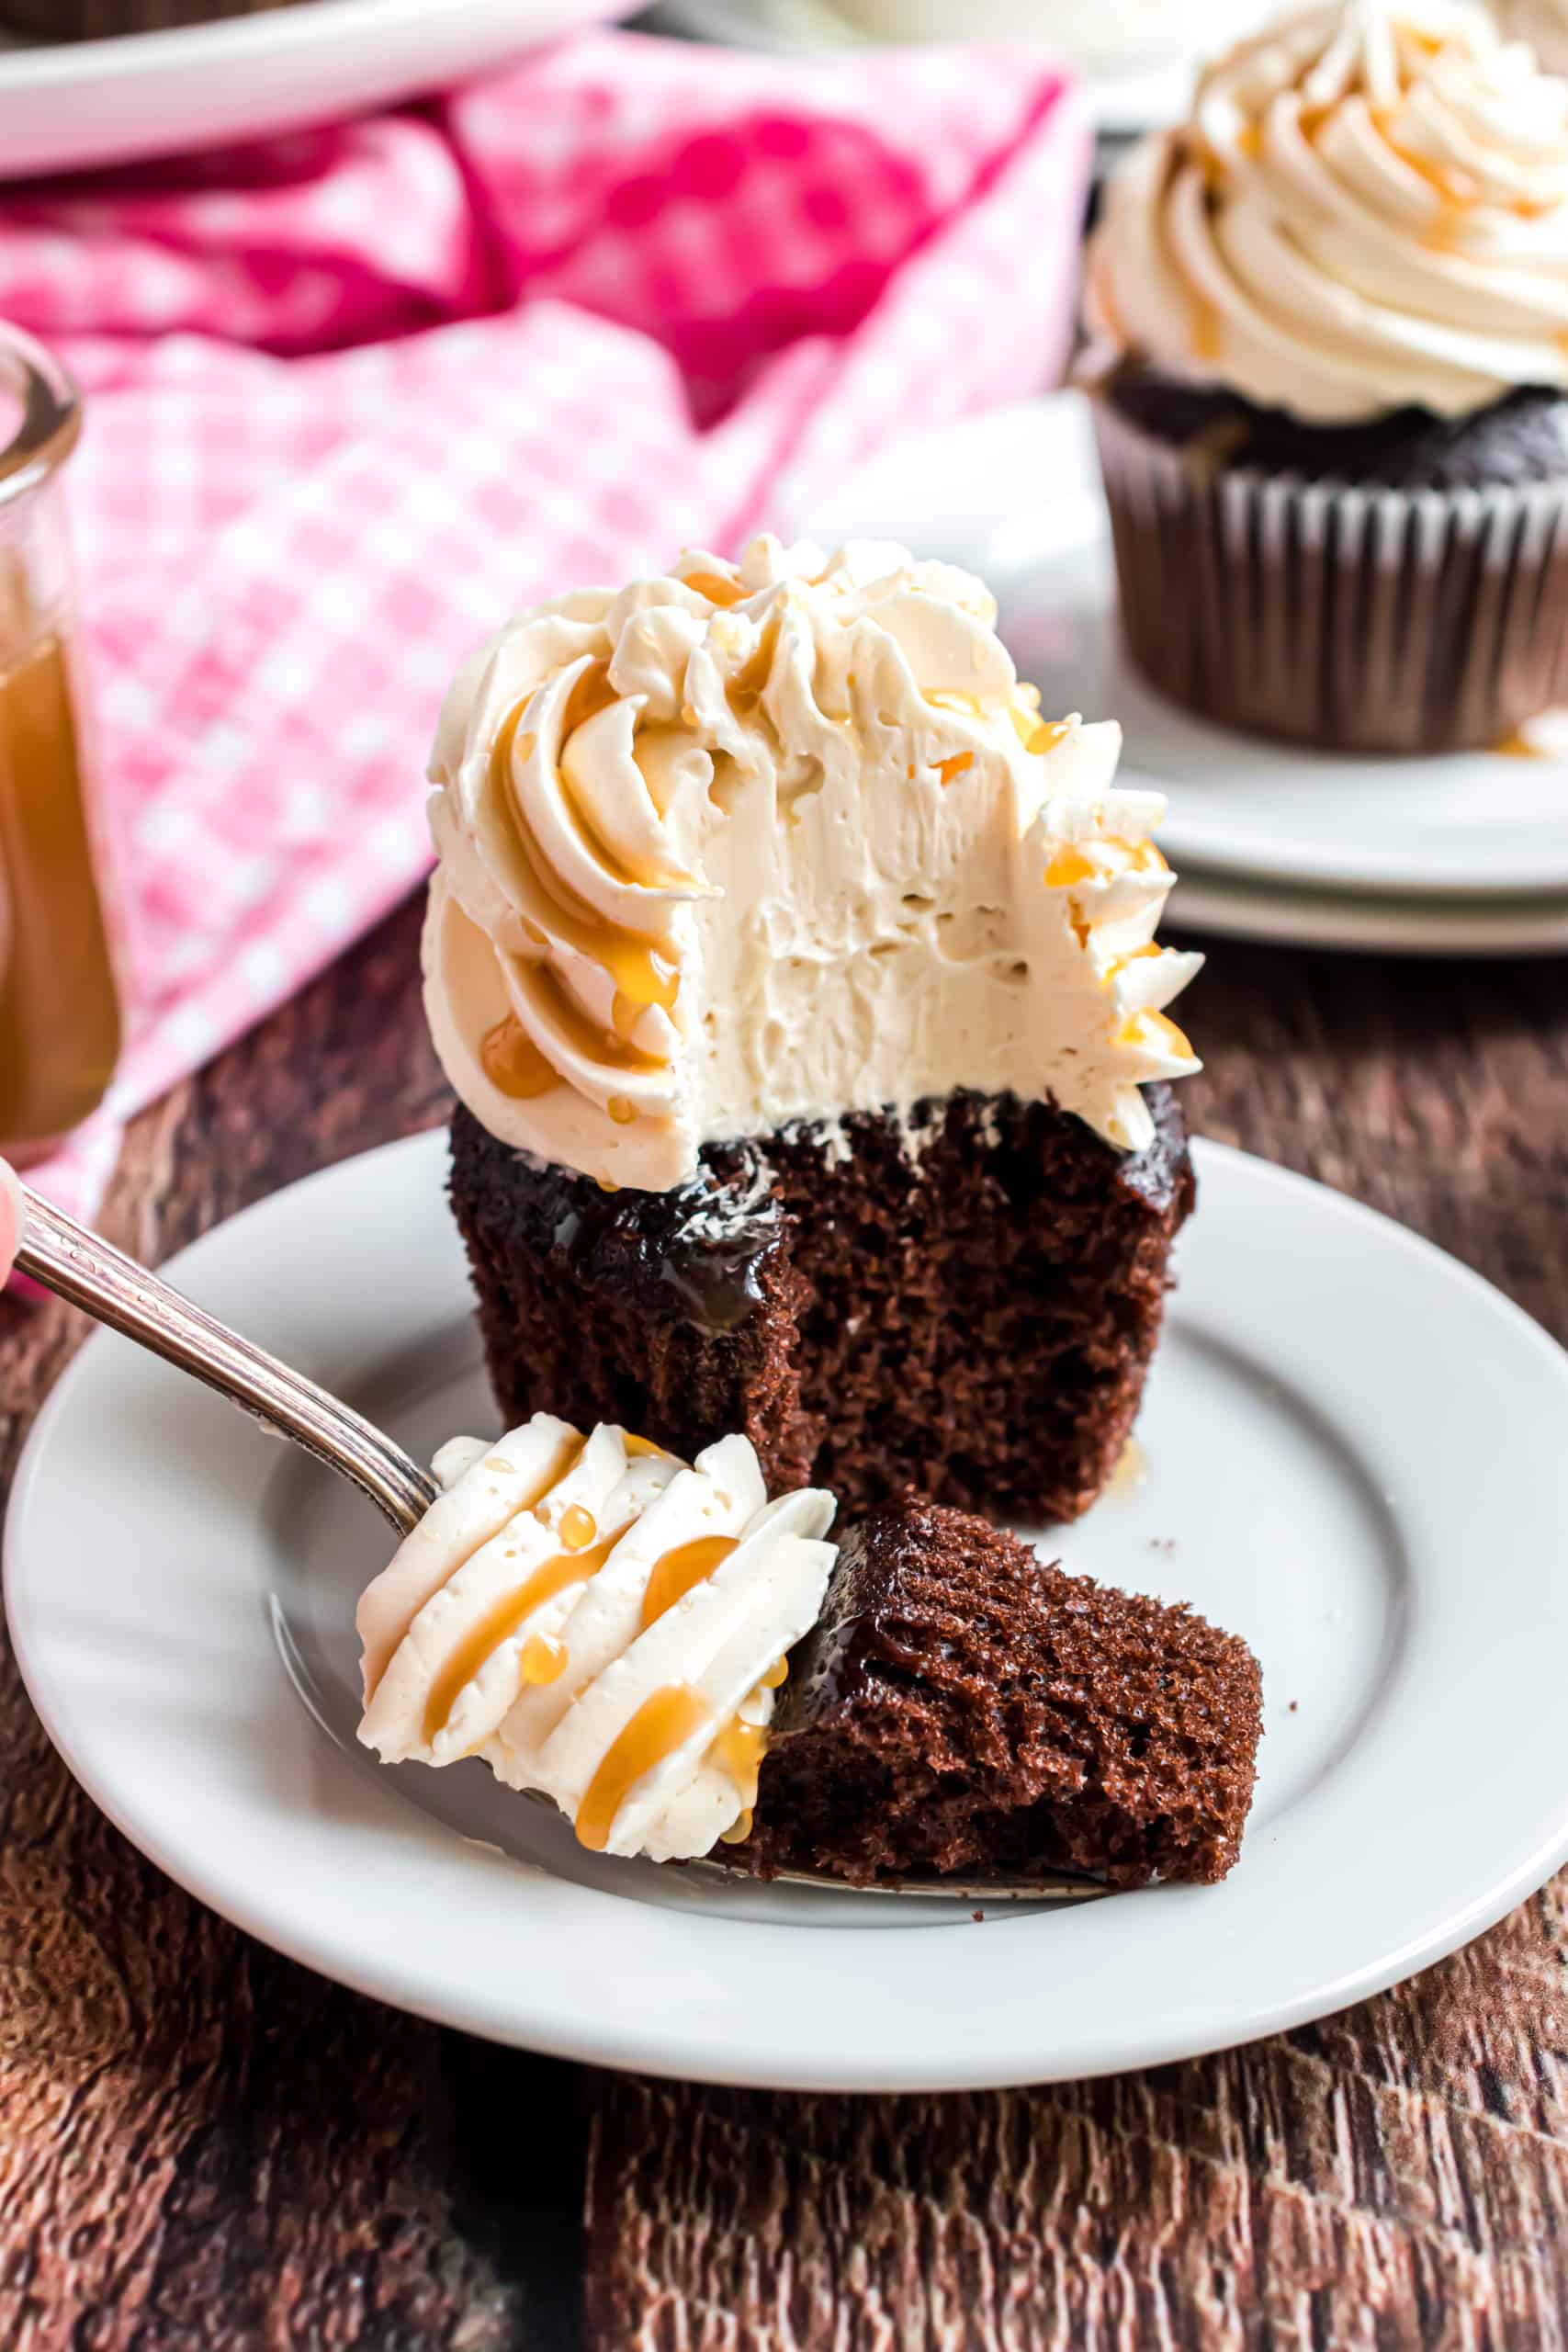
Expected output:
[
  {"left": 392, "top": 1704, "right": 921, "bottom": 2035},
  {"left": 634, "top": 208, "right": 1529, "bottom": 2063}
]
[{"left": 2, "top": 30, "right": 1090, "bottom": 1222}]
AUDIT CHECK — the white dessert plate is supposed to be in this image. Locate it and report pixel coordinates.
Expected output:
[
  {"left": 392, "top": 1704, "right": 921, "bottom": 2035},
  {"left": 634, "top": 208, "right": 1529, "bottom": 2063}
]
[
  {"left": 0, "top": 0, "right": 635, "bottom": 183},
  {"left": 806, "top": 393, "right": 1568, "bottom": 907},
  {"left": 10, "top": 1128, "right": 1568, "bottom": 2090},
  {"left": 649, "top": 0, "right": 1211, "bottom": 137},
  {"left": 1167, "top": 869, "right": 1568, "bottom": 958}
]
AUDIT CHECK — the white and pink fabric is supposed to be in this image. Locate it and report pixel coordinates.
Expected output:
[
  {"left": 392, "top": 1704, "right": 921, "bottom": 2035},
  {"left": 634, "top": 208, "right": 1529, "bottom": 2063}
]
[{"left": 0, "top": 29, "right": 1090, "bottom": 1218}]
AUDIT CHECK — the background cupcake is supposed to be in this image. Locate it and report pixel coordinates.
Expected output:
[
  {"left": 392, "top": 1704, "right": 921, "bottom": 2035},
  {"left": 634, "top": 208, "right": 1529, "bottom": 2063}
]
[
  {"left": 1498, "top": 0, "right": 1568, "bottom": 74},
  {"left": 1083, "top": 0, "right": 1568, "bottom": 755}
]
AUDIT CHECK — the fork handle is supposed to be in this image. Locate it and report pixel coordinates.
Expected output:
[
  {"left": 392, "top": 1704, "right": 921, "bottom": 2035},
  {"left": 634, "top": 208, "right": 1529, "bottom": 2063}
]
[{"left": 10, "top": 1175, "right": 437, "bottom": 1537}]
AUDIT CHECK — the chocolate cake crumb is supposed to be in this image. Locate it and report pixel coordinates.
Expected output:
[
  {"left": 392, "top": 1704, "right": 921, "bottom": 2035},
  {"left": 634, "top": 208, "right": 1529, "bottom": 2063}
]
[
  {"left": 449, "top": 1085, "right": 1194, "bottom": 1524},
  {"left": 739, "top": 1501, "right": 1263, "bottom": 1889}
]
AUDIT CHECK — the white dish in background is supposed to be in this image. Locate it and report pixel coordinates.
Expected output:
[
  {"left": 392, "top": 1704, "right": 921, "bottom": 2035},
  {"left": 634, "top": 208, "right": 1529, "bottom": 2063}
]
[
  {"left": 0, "top": 0, "right": 634, "bottom": 182},
  {"left": 649, "top": 0, "right": 1213, "bottom": 134},
  {"left": 11, "top": 1128, "right": 1568, "bottom": 2088},
  {"left": 1168, "top": 871, "right": 1568, "bottom": 958},
  {"left": 807, "top": 394, "right": 1568, "bottom": 910}
]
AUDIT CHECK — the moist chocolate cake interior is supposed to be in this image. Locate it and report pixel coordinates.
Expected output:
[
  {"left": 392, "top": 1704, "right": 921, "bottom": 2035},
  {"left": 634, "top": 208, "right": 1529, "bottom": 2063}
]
[
  {"left": 449, "top": 1084, "right": 1194, "bottom": 1526},
  {"left": 740, "top": 1499, "right": 1263, "bottom": 1889}
]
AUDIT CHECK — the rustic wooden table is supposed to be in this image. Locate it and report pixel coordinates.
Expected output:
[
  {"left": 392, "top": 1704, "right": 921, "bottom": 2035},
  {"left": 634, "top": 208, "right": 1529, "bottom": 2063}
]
[{"left": 4, "top": 889, "right": 1567, "bottom": 2350}]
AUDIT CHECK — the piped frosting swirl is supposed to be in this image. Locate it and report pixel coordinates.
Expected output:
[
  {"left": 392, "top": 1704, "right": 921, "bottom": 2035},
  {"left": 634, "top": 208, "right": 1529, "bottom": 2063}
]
[
  {"left": 423, "top": 535, "right": 1201, "bottom": 1190},
  {"left": 1087, "top": 0, "right": 1568, "bottom": 423},
  {"left": 357, "top": 1418, "right": 837, "bottom": 1863}
]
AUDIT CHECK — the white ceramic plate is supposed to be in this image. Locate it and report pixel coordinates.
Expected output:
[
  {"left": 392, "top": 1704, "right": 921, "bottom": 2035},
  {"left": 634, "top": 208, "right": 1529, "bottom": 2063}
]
[
  {"left": 650, "top": 0, "right": 1213, "bottom": 136},
  {"left": 11, "top": 1129, "right": 1568, "bottom": 2089},
  {"left": 0, "top": 0, "right": 633, "bottom": 182},
  {"left": 807, "top": 394, "right": 1568, "bottom": 907},
  {"left": 1168, "top": 869, "right": 1568, "bottom": 958}
]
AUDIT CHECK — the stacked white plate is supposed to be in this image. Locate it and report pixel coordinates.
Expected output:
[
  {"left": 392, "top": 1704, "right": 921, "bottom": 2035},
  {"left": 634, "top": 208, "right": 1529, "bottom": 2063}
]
[
  {"left": 651, "top": 0, "right": 1264, "bottom": 139},
  {"left": 808, "top": 393, "right": 1568, "bottom": 958}
]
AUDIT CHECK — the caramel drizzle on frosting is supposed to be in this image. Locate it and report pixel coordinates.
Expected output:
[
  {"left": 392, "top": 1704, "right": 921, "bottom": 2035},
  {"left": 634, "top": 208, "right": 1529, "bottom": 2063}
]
[{"left": 575, "top": 1684, "right": 712, "bottom": 1850}]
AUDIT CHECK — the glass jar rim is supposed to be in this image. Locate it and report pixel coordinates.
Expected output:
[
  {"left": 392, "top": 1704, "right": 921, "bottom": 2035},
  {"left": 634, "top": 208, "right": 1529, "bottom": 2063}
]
[{"left": 0, "top": 322, "right": 81, "bottom": 512}]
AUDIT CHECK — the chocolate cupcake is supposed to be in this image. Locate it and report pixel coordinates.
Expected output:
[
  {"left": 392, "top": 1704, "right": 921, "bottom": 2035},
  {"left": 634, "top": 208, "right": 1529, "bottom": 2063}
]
[
  {"left": 423, "top": 536, "right": 1202, "bottom": 1524},
  {"left": 1082, "top": 1, "right": 1568, "bottom": 754}
]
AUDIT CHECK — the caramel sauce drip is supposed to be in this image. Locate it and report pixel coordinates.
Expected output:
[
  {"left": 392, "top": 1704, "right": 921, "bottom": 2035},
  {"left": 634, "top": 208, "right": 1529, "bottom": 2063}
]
[
  {"left": 682, "top": 570, "right": 745, "bottom": 608},
  {"left": 719, "top": 1808, "right": 755, "bottom": 1847},
  {"left": 560, "top": 661, "right": 620, "bottom": 740},
  {"left": 491, "top": 704, "right": 684, "bottom": 1060},
  {"left": 366, "top": 1430, "right": 585, "bottom": 1704},
  {"left": 761, "top": 1657, "right": 789, "bottom": 1690},
  {"left": 707, "top": 1713, "right": 769, "bottom": 1810},
  {"left": 1189, "top": 293, "right": 1223, "bottom": 364},
  {"left": 575, "top": 1683, "right": 711, "bottom": 1850},
  {"left": 1010, "top": 706, "right": 1068, "bottom": 757},
  {"left": 1045, "top": 845, "right": 1097, "bottom": 888},
  {"left": 422, "top": 1521, "right": 627, "bottom": 1746},
  {"left": 0, "top": 627, "right": 122, "bottom": 1150},
  {"left": 639, "top": 1533, "right": 739, "bottom": 1631},
  {"left": 559, "top": 1504, "right": 596, "bottom": 1552},
  {"left": 1117, "top": 1009, "right": 1194, "bottom": 1058},
  {"left": 726, "top": 616, "right": 781, "bottom": 718},
  {"left": 523, "top": 960, "right": 666, "bottom": 1077},
  {"left": 935, "top": 752, "right": 974, "bottom": 787},
  {"left": 622, "top": 1433, "right": 673, "bottom": 1459},
  {"left": 607, "top": 1094, "right": 638, "bottom": 1126},
  {"left": 1494, "top": 726, "right": 1547, "bottom": 757},
  {"left": 480, "top": 1014, "right": 560, "bottom": 1100},
  {"left": 519, "top": 1634, "right": 568, "bottom": 1686}
]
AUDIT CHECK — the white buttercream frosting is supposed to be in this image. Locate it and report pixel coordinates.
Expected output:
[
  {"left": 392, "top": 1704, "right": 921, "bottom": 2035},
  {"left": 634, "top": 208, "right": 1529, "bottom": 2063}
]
[
  {"left": 1086, "top": 0, "right": 1568, "bottom": 424},
  {"left": 356, "top": 1418, "right": 836, "bottom": 1863},
  {"left": 423, "top": 535, "right": 1201, "bottom": 1189}
]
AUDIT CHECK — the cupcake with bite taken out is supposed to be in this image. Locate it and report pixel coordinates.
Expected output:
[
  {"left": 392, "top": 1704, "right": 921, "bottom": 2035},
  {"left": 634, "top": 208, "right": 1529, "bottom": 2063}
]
[
  {"left": 1083, "top": 0, "right": 1568, "bottom": 753},
  {"left": 423, "top": 534, "right": 1201, "bottom": 1530}
]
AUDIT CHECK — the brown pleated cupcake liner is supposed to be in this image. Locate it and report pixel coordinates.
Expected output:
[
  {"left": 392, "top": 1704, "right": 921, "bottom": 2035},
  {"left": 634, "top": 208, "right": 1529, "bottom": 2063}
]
[
  {"left": 0, "top": 0, "right": 299, "bottom": 34},
  {"left": 1092, "top": 396, "right": 1568, "bottom": 756}
]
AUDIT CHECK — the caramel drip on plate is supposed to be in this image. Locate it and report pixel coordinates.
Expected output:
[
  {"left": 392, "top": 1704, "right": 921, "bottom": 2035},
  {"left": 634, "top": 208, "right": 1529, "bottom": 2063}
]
[
  {"left": 639, "top": 1534, "right": 739, "bottom": 1631},
  {"left": 480, "top": 1014, "right": 560, "bottom": 1100},
  {"left": 575, "top": 1684, "right": 711, "bottom": 1850}
]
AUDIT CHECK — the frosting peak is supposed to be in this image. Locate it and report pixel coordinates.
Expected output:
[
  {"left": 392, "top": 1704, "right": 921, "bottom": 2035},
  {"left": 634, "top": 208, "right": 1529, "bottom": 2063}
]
[
  {"left": 357, "top": 1418, "right": 837, "bottom": 1862},
  {"left": 1087, "top": 0, "right": 1568, "bottom": 423},
  {"left": 423, "top": 536, "right": 1200, "bottom": 1190}
]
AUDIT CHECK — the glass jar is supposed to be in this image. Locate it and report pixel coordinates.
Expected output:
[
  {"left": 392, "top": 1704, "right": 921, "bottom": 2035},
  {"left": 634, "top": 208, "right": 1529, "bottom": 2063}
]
[{"left": 0, "top": 325, "right": 122, "bottom": 1165}]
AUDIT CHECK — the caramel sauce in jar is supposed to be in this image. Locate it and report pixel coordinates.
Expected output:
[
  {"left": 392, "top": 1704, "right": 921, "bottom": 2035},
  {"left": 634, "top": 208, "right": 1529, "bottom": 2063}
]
[{"left": 0, "top": 338, "right": 122, "bottom": 1161}]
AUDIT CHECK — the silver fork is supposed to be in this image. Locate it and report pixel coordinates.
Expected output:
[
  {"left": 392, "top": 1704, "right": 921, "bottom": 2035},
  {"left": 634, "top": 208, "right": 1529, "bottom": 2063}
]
[{"left": 10, "top": 1175, "right": 1101, "bottom": 1905}]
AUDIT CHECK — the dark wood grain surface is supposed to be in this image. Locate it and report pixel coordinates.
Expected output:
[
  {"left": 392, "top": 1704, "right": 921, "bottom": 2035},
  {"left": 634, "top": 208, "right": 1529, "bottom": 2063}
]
[{"left": 4, "top": 889, "right": 1567, "bottom": 2350}]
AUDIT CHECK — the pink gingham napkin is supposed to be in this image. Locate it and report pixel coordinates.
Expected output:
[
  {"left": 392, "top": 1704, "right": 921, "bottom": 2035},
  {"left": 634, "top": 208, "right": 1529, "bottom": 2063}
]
[{"left": 0, "top": 30, "right": 1091, "bottom": 1223}]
